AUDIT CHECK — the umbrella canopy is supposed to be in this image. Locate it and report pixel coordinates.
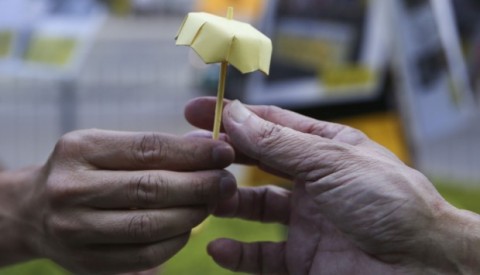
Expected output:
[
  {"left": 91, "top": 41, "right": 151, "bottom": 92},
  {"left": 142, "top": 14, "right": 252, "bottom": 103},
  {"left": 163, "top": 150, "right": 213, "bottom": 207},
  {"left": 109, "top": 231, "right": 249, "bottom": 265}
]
[{"left": 175, "top": 12, "right": 272, "bottom": 74}]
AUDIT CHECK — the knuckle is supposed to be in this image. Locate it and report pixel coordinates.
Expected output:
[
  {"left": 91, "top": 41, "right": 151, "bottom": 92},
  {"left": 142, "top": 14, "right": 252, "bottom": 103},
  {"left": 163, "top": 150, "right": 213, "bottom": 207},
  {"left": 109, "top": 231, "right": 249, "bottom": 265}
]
[
  {"left": 127, "top": 214, "right": 155, "bottom": 241},
  {"left": 256, "top": 123, "right": 284, "bottom": 157},
  {"left": 53, "top": 131, "right": 84, "bottom": 158},
  {"left": 46, "top": 215, "right": 80, "bottom": 241},
  {"left": 262, "top": 105, "right": 281, "bottom": 118},
  {"left": 128, "top": 174, "right": 169, "bottom": 206},
  {"left": 131, "top": 133, "right": 166, "bottom": 166},
  {"left": 46, "top": 174, "right": 75, "bottom": 205},
  {"left": 53, "top": 129, "right": 101, "bottom": 160},
  {"left": 337, "top": 126, "right": 369, "bottom": 145},
  {"left": 193, "top": 180, "right": 209, "bottom": 201}
]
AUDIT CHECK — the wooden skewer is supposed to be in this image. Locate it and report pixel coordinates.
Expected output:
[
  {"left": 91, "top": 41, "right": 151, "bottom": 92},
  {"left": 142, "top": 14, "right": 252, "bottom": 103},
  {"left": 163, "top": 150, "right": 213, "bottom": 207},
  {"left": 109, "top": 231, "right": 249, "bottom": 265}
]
[{"left": 212, "top": 7, "right": 234, "bottom": 140}]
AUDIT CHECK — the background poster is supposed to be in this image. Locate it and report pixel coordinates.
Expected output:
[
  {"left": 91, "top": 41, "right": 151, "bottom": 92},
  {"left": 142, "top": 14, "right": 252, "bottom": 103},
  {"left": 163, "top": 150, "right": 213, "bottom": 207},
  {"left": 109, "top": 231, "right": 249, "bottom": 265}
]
[
  {"left": 391, "top": 0, "right": 475, "bottom": 144},
  {"left": 241, "top": 0, "right": 389, "bottom": 109}
]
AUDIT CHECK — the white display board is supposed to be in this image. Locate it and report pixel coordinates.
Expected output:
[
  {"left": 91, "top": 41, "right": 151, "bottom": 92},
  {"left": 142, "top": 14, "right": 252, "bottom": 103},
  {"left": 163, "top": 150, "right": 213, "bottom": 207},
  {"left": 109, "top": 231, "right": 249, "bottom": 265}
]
[
  {"left": 390, "top": 0, "right": 475, "bottom": 144},
  {"left": 0, "top": 0, "right": 107, "bottom": 134},
  {"left": 0, "top": 0, "right": 106, "bottom": 78},
  {"left": 0, "top": 0, "right": 49, "bottom": 62}
]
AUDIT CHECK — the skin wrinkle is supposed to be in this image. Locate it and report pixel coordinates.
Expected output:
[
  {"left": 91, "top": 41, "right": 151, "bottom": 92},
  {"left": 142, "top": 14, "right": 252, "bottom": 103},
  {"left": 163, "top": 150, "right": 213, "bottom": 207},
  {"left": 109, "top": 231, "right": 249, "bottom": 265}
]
[
  {"left": 127, "top": 214, "right": 152, "bottom": 242},
  {"left": 138, "top": 174, "right": 150, "bottom": 207},
  {"left": 182, "top": 140, "right": 197, "bottom": 168},
  {"left": 234, "top": 242, "right": 244, "bottom": 272},
  {"left": 154, "top": 174, "right": 159, "bottom": 208},
  {"left": 305, "top": 242, "right": 319, "bottom": 275},
  {"left": 249, "top": 188, "right": 260, "bottom": 221},
  {"left": 269, "top": 187, "right": 290, "bottom": 225},
  {"left": 268, "top": 134, "right": 322, "bottom": 180},
  {"left": 300, "top": 143, "right": 353, "bottom": 184},
  {"left": 234, "top": 190, "right": 243, "bottom": 219},
  {"left": 135, "top": 133, "right": 166, "bottom": 168},
  {"left": 179, "top": 138, "right": 200, "bottom": 169},
  {"left": 256, "top": 242, "right": 263, "bottom": 274},
  {"left": 255, "top": 120, "right": 284, "bottom": 162},
  {"left": 359, "top": 204, "right": 413, "bottom": 251},
  {"left": 299, "top": 120, "right": 325, "bottom": 136},
  {"left": 193, "top": 173, "right": 208, "bottom": 201},
  {"left": 130, "top": 174, "right": 165, "bottom": 208},
  {"left": 259, "top": 187, "right": 268, "bottom": 223}
]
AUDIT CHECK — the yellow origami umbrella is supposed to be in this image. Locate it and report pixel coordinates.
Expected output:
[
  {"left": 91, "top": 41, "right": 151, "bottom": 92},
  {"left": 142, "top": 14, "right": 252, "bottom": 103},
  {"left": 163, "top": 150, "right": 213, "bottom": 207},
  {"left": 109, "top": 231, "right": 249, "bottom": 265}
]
[{"left": 176, "top": 7, "right": 272, "bottom": 139}]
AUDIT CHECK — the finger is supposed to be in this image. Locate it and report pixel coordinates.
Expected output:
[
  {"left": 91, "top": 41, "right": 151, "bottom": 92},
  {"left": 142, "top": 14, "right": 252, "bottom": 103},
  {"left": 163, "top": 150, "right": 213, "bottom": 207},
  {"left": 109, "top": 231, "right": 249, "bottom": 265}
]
[
  {"left": 184, "top": 130, "right": 257, "bottom": 165},
  {"left": 185, "top": 97, "right": 402, "bottom": 162},
  {"left": 53, "top": 207, "right": 206, "bottom": 244},
  {"left": 207, "top": 238, "right": 287, "bottom": 274},
  {"left": 184, "top": 97, "right": 231, "bottom": 133},
  {"left": 222, "top": 100, "right": 350, "bottom": 179},
  {"left": 185, "top": 130, "right": 293, "bottom": 180},
  {"left": 214, "top": 186, "right": 291, "bottom": 225},
  {"left": 185, "top": 97, "right": 368, "bottom": 146},
  {"left": 53, "top": 129, "right": 234, "bottom": 171},
  {"left": 72, "top": 233, "right": 189, "bottom": 274},
  {"left": 69, "top": 170, "right": 237, "bottom": 209}
]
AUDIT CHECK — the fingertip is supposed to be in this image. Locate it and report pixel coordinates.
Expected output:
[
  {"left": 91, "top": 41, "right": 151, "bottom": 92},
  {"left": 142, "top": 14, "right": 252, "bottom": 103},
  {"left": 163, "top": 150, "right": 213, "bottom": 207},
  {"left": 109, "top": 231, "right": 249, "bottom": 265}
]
[
  {"left": 219, "top": 172, "right": 237, "bottom": 200},
  {"left": 184, "top": 97, "right": 217, "bottom": 127},
  {"left": 212, "top": 143, "right": 235, "bottom": 167},
  {"left": 207, "top": 238, "right": 239, "bottom": 267}
]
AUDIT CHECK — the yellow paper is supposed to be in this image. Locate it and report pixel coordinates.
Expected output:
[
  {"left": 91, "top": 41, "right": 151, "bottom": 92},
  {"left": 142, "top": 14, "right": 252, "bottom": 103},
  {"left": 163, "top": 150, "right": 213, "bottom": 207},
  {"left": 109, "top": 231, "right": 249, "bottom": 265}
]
[
  {"left": 24, "top": 36, "right": 76, "bottom": 67},
  {"left": 0, "top": 31, "right": 13, "bottom": 58},
  {"left": 176, "top": 12, "right": 272, "bottom": 74}
]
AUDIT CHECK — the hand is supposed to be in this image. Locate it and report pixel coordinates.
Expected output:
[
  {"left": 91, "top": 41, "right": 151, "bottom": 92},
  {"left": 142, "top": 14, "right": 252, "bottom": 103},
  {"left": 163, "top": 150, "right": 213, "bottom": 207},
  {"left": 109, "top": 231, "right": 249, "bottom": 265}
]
[
  {"left": 0, "top": 129, "right": 236, "bottom": 274},
  {"left": 185, "top": 97, "right": 480, "bottom": 274}
]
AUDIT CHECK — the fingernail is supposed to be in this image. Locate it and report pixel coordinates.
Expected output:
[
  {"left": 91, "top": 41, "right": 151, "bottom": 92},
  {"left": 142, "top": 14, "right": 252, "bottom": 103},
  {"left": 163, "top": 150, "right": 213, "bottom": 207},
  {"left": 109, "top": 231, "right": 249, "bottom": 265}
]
[
  {"left": 220, "top": 174, "right": 237, "bottom": 199},
  {"left": 229, "top": 100, "right": 251, "bottom": 124}
]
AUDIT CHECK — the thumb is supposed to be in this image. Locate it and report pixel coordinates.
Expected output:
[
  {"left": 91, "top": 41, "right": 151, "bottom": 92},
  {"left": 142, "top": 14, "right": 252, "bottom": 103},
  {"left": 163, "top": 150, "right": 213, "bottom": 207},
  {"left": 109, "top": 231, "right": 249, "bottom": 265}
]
[{"left": 223, "top": 100, "right": 347, "bottom": 180}]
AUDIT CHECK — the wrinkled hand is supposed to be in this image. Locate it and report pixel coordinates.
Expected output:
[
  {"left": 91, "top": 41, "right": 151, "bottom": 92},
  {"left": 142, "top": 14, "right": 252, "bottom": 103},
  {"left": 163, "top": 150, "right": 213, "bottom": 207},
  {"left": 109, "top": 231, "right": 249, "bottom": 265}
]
[
  {"left": 185, "top": 97, "right": 477, "bottom": 274},
  {"left": 12, "top": 129, "right": 236, "bottom": 274}
]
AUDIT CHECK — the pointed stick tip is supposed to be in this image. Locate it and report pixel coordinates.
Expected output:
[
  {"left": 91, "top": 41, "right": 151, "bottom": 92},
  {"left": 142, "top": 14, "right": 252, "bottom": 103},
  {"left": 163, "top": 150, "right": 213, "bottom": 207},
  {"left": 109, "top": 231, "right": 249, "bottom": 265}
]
[{"left": 227, "top": 7, "right": 234, "bottom": 20}]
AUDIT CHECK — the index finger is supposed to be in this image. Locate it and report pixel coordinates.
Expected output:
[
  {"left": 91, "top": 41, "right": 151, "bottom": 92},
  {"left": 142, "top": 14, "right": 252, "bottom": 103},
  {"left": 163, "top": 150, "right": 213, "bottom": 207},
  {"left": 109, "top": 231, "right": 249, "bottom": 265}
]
[
  {"left": 53, "top": 130, "right": 234, "bottom": 171},
  {"left": 185, "top": 97, "right": 369, "bottom": 146},
  {"left": 185, "top": 97, "right": 400, "bottom": 161}
]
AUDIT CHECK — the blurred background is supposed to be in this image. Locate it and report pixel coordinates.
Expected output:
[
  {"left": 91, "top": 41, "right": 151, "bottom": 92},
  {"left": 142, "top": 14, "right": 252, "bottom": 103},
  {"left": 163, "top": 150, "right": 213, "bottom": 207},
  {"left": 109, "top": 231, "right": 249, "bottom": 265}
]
[{"left": 0, "top": 0, "right": 479, "bottom": 274}]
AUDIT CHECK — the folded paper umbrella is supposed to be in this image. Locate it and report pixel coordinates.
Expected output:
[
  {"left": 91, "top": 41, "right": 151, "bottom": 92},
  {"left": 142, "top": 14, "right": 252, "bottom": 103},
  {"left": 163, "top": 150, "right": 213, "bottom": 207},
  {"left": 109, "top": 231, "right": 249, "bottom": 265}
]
[{"left": 175, "top": 7, "right": 272, "bottom": 139}]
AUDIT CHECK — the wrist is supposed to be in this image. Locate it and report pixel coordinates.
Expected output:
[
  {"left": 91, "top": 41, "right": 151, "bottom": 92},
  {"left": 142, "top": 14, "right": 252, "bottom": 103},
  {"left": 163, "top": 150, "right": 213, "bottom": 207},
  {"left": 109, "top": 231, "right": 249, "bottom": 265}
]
[
  {"left": 427, "top": 202, "right": 480, "bottom": 274},
  {"left": 0, "top": 166, "right": 44, "bottom": 266}
]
